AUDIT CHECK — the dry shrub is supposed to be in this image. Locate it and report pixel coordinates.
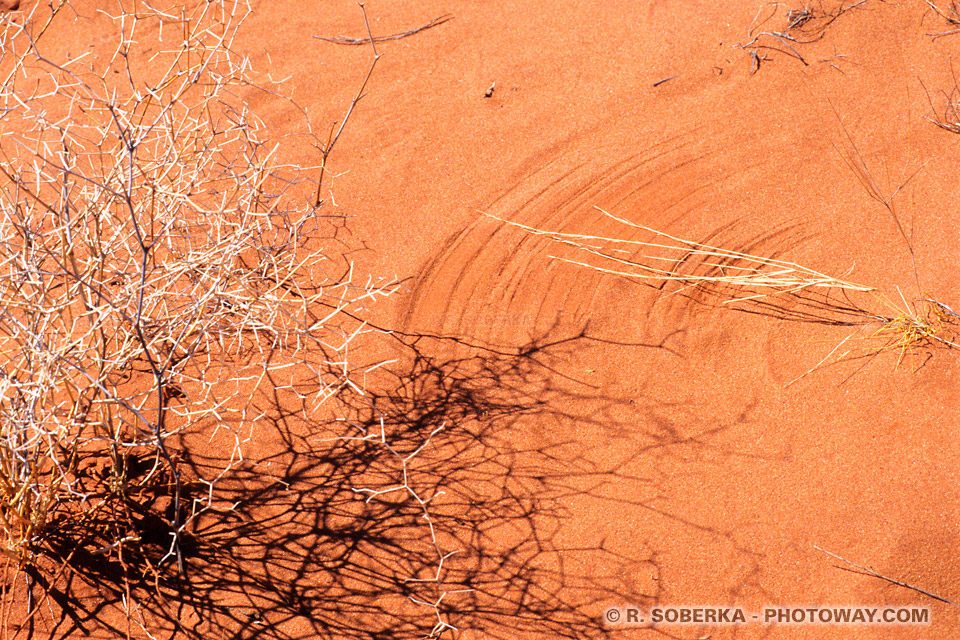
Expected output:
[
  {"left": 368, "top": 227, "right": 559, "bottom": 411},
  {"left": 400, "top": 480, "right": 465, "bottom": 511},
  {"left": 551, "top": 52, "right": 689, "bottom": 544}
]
[{"left": 0, "top": 0, "right": 397, "bottom": 612}]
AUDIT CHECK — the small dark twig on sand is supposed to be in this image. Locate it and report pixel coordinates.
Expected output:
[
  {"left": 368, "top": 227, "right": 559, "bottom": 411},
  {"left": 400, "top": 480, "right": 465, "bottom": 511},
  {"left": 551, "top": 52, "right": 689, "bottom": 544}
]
[
  {"left": 815, "top": 546, "right": 957, "bottom": 606},
  {"left": 653, "top": 75, "right": 678, "bottom": 87},
  {"left": 315, "top": 3, "right": 381, "bottom": 206},
  {"left": 315, "top": 14, "right": 452, "bottom": 46}
]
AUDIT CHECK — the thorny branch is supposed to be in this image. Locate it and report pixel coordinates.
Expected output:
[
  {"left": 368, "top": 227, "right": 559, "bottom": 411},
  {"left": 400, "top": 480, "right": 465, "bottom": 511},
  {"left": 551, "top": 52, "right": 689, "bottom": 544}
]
[
  {"left": 0, "top": 0, "right": 402, "bottom": 631},
  {"left": 329, "top": 417, "right": 474, "bottom": 637}
]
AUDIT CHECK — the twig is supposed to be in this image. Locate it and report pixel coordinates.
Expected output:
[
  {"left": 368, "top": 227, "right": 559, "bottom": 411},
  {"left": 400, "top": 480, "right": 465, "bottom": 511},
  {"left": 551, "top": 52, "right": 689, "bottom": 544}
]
[
  {"left": 815, "top": 546, "right": 957, "bottom": 605},
  {"left": 315, "top": 3, "right": 381, "bottom": 206},
  {"left": 339, "top": 416, "right": 473, "bottom": 637},
  {"left": 736, "top": 1, "right": 870, "bottom": 71},
  {"left": 314, "top": 13, "right": 452, "bottom": 45},
  {"left": 921, "top": 63, "right": 960, "bottom": 133},
  {"left": 926, "top": 0, "right": 960, "bottom": 37}
]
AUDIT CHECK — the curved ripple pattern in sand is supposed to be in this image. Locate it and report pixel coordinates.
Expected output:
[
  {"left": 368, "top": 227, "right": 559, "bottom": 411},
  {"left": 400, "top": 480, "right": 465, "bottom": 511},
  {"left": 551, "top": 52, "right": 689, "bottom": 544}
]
[{"left": 403, "top": 125, "right": 757, "bottom": 352}]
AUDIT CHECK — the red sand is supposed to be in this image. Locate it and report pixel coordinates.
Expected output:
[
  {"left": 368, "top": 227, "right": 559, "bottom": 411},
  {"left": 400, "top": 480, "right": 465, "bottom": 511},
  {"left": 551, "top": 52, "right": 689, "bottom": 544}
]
[{"left": 5, "top": 0, "right": 960, "bottom": 638}]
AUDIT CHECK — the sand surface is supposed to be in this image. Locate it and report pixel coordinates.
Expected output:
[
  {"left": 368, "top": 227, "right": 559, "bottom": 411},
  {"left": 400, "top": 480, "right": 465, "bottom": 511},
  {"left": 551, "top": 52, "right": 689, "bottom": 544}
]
[{"left": 4, "top": 0, "right": 960, "bottom": 638}]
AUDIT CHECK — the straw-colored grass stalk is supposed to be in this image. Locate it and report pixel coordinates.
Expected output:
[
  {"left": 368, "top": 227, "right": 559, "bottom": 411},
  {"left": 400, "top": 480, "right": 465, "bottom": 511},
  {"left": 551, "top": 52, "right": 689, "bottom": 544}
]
[{"left": 487, "top": 206, "right": 957, "bottom": 373}]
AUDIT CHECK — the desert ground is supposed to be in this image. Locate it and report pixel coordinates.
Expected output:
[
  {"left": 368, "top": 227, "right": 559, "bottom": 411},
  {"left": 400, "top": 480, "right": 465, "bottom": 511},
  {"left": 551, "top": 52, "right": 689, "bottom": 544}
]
[{"left": 2, "top": 0, "right": 960, "bottom": 638}]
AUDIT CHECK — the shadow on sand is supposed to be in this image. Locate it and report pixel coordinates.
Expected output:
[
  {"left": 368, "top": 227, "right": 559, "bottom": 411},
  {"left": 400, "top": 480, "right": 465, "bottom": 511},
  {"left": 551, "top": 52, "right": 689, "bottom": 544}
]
[{"left": 11, "top": 327, "right": 676, "bottom": 640}]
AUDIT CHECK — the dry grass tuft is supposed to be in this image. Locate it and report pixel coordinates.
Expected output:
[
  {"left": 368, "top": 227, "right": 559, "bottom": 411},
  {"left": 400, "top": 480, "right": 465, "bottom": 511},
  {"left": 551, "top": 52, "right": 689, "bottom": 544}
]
[
  {"left": 869, "top": 297, "right": 960, "bottom": 366},
  {"left": 488, "top": 206, "right": 958, "bottom": 376}
]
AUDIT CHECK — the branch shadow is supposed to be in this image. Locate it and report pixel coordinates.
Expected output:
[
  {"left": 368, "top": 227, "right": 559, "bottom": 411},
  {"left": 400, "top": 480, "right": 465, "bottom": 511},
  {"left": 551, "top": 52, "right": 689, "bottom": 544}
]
[
  {"left": 5, "top": 292, "right": 805, "bottom": 640},
  {"left": 10, "top": 328, "right": 671, "bottom": 639}
]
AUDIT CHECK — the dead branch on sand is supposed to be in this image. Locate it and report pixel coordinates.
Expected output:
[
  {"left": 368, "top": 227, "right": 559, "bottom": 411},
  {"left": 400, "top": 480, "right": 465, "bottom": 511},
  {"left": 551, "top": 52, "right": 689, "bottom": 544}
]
[
  {"left": 314, "top": 13, "right": 452, "bottom": 46},
  {"left": 815, "top": 546, "right": 956, "bottom": 606}
]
